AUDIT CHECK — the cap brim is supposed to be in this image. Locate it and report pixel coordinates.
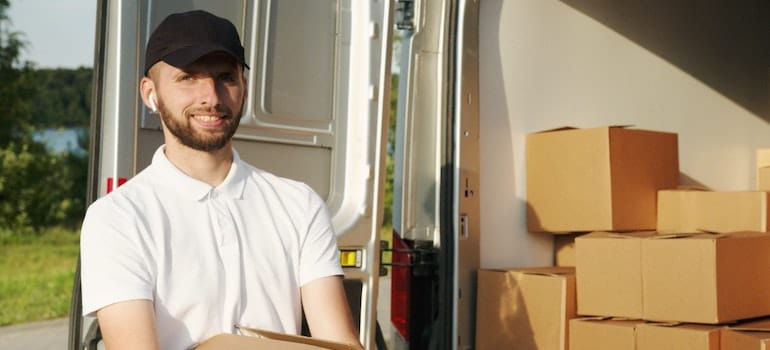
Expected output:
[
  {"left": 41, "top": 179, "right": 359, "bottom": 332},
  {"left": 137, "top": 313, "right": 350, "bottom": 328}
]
[{"left": 162, "top": 44, "right": 249, "bottom": 70}]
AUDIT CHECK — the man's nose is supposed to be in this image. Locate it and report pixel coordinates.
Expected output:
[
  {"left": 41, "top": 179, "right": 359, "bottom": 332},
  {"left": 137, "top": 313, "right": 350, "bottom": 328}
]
[{"left": 197, "top": 77, "right": 221, "bottom": 106}]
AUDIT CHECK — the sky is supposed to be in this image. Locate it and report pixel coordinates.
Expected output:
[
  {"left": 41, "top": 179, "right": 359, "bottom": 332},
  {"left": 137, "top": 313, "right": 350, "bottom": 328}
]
[{"left": 7, "top": 0, "right": 97, "bottom": 68}]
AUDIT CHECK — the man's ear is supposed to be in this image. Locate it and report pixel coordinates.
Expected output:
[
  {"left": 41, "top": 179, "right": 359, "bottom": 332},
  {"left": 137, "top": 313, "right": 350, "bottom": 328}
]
[{"left": 139, "top": 77, "right": 157, "bottom": 113}]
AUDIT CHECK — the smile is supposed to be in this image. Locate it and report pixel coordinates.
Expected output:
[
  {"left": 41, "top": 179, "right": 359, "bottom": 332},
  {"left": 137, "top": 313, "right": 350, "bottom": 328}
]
[{"left": 193, "top": 115, "right": 223, "bottom": 122}]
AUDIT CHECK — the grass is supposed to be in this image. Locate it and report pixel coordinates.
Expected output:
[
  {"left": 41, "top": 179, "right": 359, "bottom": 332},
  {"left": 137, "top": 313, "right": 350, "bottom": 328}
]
[{"left": 0, "top": 227, "right": 79, "bottom": 326}]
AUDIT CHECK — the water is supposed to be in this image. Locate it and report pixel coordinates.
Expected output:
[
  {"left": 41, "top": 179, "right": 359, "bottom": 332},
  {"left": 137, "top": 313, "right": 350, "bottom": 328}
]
[{"left": 33, "top": 128, "right": 85, "bottom": 153}]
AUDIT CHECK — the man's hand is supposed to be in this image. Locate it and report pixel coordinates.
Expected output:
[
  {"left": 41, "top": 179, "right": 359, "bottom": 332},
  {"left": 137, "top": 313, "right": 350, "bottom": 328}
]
[
  {"left": 301, "top": 276, "right": 364, "bottom": 349},
  {"left": 96, "top": 299, "right": 160, "bottom": 350}
]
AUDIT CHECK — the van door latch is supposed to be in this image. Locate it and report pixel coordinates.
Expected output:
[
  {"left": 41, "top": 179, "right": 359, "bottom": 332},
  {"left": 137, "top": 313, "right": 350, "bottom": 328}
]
[{"left": 395, "top": 0, "right": 415, "bottom": 30}]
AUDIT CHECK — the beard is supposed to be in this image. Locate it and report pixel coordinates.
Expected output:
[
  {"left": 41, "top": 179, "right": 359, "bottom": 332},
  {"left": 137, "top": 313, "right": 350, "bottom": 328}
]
[{"left": 156, "top": 99, "right": 241, "bottom": 152}]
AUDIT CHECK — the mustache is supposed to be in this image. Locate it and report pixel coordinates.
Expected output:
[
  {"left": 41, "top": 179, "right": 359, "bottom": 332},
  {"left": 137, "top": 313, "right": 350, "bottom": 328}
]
[{"left": 185, "top": 105, "right": 234, "bottom": 118}]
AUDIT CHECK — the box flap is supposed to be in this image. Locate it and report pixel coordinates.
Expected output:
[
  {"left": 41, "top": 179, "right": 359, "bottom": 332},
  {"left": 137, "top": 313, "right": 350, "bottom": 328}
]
[
  {"left": 516, "top": 266, "right": 575, "bottom": 277},
  {"left": 649, "top": 233, "right": 706, "bottom": 239},
  {"left": 196, "top": 334, "right": 337, "bottom": 350},
  {"left": 530, "top": 126, "right": 578, "bottom": 134},
  {"left": 531, "top": 125, "right": 635, "bottom": 135},
  {"left": 728, "top": 317, "right": 770, "bottom": 333},
  {"left": 484, "top": 266, "right": 575, "bottom": 277},
  {"left": 673, "top": 185, "right": 709, "bottom": 191},
  {"left": 671, "top": 231, "right": 767, "bottom": 240},
  {"left": 649, "top": 231, "right": 763, "bottom": 240},
  {"left": 577, "top": 231, "right": 657, "bottom": 240},
  {"left": 235, "top": 327, "right": 358, "bottom": 350}
]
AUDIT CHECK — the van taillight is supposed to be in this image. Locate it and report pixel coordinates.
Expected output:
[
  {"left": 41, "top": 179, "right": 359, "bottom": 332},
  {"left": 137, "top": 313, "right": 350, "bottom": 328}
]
[
  {"left": 390, "top": 231, "right": 437, "bottom": 348},
  {"left": 390, "top": 231, "right": 412, "bottom": 341}
]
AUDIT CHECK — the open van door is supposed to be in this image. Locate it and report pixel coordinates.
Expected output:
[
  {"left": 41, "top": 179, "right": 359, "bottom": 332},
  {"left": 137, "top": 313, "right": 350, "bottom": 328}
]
[
  {"left": 69, "top": 1, "right": 393, "bottom": 349},
  {"left": 389, "top": 0, "right": 480, "bottom": 349}
]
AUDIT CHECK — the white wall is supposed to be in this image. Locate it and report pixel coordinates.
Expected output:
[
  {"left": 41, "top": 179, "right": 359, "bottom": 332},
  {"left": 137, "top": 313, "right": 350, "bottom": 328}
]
[{"left": 478, "top": 0, "right": 770, "bottom": 268}]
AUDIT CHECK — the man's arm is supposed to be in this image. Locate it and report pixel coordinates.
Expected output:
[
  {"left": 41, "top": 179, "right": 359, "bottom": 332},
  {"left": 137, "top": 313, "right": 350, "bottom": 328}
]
[
  {"left": 301, "top": 275, "right": 364, "bottom": 349},
  {"left": 96, "top": 299, "right": 160, "bottom": 350}
]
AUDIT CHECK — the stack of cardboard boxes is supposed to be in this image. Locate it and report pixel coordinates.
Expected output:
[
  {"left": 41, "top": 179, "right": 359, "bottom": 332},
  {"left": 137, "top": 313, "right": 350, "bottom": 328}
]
[{"left": 476, "top": 126, "right": 770, "bottom": 350}]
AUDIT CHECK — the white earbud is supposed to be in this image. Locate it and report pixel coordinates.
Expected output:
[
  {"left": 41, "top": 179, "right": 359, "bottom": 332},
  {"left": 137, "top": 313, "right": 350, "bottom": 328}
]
[{"left": 148, "top": 92, "right": 158, "bottom": 112}]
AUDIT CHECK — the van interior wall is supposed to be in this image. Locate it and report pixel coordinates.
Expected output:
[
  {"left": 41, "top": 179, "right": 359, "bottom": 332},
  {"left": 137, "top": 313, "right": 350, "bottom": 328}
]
[{"left": 477, "top": 0, "right": 770, "bottom": 268}]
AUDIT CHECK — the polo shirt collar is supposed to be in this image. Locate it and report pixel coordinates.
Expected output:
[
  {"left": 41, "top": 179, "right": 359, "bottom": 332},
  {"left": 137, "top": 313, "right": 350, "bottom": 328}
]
[{"left": 150, "top": 145, "right": 248, "bottom": 201}]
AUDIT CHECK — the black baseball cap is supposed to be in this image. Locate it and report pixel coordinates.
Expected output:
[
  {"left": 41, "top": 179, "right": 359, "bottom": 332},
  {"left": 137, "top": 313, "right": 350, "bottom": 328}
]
[{"left": 144, "top": 10, "right": 249, "bottom": 76}]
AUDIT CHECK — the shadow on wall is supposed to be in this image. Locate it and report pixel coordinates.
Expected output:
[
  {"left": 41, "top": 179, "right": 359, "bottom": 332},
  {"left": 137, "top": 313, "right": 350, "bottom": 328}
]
[
  {"left": 559, "top": 0, "right": 770, "bottom": 121},
  {"left": 679, "top": 172, "right": 710, "bottom": 190}
]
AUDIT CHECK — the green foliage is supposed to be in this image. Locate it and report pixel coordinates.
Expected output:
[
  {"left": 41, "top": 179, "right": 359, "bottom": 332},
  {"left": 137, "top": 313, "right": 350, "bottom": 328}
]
[
  {"left": 382, "top": 74, "right": 399, "bottom": 227},
  {"left": 0, "top": 0, "right": 37, "bottom": 145},
  {"left": 0, "top": 138, "right": 79, "bottom": 229},
  {"left": 32, "top": 68, "right": 93, "bottom": 127},
  {"left": 0, "top": 1, "right": 90, "bottom": 232},
  {"left": 0, "top": 128, "right": 89, "bottom": 231}
]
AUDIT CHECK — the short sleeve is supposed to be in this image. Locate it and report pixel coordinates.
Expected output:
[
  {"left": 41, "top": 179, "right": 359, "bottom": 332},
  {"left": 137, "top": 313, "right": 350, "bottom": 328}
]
[
  {"left": 80, "top": 197, "right": 155, "bottom": 316},
  {"left": 298, "top": 189, "right": 343, "bottom": 286}
]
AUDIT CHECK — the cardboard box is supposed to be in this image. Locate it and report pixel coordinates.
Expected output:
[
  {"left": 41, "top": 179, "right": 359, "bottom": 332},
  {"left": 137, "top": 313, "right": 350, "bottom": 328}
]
[
  {"left": 657, "top": 189, "right": 770, "bottom": 233},
  {"left": 569, "top": 318, "right": 641, "bottom": 350},
  {"left": 475, "top": 267, "right": 576, "bottom": 350},
  {"left": 526, "top": 126, "right": 679, "bottom": 233},
  {"left": 554, "top": 233, "right": 583, "bottom": 267},
  {"left": 636, "top": 323, "right": 721, "bottom": 350},
  {"left": 757, "top": 149, "right": 770, "bottom": 191},
  {"left": 575, "top": 231, "right": 655, "bottom": 319},
  {"left": 642, "top": 232, "right": 770, "bottom": 323},
  {"left": 656, "top": 189, "right": 701, "bottom": 233},
  {"left": 758, "top": 168, "right": 770, "bottom": 192},
  {"left": 721, "top": 317, "right": 770, "bottom": 349},
  {"left": 196, "top": 327, "right": 357, "bottom": 350}
]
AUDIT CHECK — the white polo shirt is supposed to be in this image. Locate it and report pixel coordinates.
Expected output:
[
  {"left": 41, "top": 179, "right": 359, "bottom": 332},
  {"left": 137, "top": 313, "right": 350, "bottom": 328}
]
[{"left": 80, "top": 146, "right": 343, "bottom": 350}]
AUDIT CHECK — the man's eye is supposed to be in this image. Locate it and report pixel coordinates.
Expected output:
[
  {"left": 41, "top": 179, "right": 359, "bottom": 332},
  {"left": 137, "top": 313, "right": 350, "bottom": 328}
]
[{"left": 219, "top": 73, "right": 236, "bottom": 83}]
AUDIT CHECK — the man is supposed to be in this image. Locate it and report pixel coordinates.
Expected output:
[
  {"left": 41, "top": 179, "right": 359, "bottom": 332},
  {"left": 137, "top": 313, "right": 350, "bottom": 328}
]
[{"left": 80, "top": 10, "right": 362, "bottom": 350}]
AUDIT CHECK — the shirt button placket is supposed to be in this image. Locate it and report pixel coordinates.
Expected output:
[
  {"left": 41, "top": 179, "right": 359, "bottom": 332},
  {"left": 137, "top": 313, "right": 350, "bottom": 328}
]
[{"left": 211, "top": 191, "right": 242, "bottom": 331}]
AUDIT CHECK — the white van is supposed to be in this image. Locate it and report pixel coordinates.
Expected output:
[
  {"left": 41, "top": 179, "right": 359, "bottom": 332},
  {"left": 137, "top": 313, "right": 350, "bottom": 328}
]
[{"left": 69, "top": 1, "right": 769, "bottom": 349}]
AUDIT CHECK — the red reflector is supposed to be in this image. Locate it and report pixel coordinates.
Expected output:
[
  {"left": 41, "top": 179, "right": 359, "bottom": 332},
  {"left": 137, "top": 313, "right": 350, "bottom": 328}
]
[
  {"left": 390, "top": 230, "right": 412, "bottom": 341},
  {"left": 106, "top": 177, "right": 128, "bottom": 193}
]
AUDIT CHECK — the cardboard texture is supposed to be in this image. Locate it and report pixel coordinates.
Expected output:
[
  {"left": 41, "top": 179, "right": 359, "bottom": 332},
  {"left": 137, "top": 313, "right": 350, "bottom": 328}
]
[
  {"left": 656, "top": 189, "right": 700, "bottom": 233},
  {"left": 195, "top": 327, "right": 357, "bottom": 350},
  {"left": 642, "top": 232, "right": 770, "bottom": 324},
  {"left": 569, "top": 318, "right": 641, "bottom": 350},
  {"left": 757, "top": 149, "right": 770, "bottom": 191},
  {"left": 758, "top": 167, "right": 770, "bottom": 192},
  {"left": 554, "top": 233, "right": 583, "bottom": 267},
  {"left": 526, "top": 126, "right": 679, "bottom": 233},
  {"left": 575, "top": 231, "right": 655, "bottom": 319},
  {"left": 475, "top": 267, "right": 576, "bottom": 350},
  {"left": 722, "top": 318, "right": 770, "bottom": 349},
  {"left": 657, "top": 189, "right": 770, "bottom": 233},
  {"left": 636, "top": 323, "right": 720, "bottom": 350}
]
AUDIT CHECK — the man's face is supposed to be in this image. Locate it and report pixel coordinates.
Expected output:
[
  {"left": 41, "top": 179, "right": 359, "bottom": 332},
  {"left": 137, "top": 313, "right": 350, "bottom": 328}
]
[{"left": 150, "top": 52, "right": 246, "bottom": 152}]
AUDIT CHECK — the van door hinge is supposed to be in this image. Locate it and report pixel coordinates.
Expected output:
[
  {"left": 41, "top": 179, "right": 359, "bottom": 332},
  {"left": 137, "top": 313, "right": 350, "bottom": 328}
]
[{"left": 395, "top": 0, "right": 415, "bottom": 30}]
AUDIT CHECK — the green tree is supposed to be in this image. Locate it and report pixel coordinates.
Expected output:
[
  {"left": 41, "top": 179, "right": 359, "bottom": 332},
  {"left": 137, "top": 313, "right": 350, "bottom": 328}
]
[
  {"left": 0, "top": 0, "right": 36, "bottom": 145},
  {"left": 32, "top": 68, "right": 92, "bottom": 127},
  {"left": 0, "top": 1, "right": 89, "bottom": 232},
  {"left": 382, "top": 74, "right": 398, "bottom": 227},
  {"left": 0, "top": 138, "right": 76, "bottom": 230}
]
